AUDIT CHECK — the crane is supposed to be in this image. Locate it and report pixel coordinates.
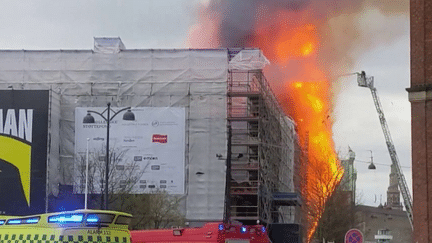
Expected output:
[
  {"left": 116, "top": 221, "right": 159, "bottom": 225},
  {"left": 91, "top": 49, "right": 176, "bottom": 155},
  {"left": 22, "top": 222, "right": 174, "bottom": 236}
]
[{"left": 356, "top": 71, "right": 413, "bottom": 229}]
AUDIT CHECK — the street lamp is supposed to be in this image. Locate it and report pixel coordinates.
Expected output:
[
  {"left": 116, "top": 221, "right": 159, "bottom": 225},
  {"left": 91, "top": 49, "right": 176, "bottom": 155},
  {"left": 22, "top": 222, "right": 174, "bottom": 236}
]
[
  {"left": 83, "top": 102, "right": 135, "bottom": 210},
  {"left": 85, "top": 138, "right": 90, "bottom": 210},
  {"left": 368, "top": 150, "right": 376, "bottom": 170}
]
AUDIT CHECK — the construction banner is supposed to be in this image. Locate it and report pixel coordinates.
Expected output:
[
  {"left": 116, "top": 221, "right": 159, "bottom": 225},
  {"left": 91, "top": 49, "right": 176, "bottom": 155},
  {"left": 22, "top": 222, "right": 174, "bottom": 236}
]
[
  {"left": 74, "top": 107, "right": 186, "bottom": 195},
  {"left": 0, "top": 90, "right": 49, "bottom": 215}
]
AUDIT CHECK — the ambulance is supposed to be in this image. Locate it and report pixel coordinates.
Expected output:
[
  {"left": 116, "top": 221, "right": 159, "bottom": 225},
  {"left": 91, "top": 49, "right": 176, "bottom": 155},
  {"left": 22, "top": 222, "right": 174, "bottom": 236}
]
[
  {"left": 130, "top": 221, "right": 271, "bottom": 243},
  {"left": 0, "top": 209, "right": 132, "bottom": 243}
]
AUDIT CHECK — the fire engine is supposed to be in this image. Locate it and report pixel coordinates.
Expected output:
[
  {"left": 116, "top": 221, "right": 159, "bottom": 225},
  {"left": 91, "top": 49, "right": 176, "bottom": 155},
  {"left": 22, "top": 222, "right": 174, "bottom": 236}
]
[{"left": 130, "top": 222, "right": 271, "bottom": 243}]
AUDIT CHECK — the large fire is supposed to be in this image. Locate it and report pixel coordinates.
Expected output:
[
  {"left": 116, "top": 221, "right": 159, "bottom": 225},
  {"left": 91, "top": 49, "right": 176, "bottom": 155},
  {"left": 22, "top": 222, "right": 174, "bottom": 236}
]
[
  {"left": 187, "top": 2, "right": 344, "bottom": 242},
  {"left": 252, "top": 18, "right": 344, "bottom": 240},
  {"left": 187, "top": 0, "right": 408, "bottom": 241}
]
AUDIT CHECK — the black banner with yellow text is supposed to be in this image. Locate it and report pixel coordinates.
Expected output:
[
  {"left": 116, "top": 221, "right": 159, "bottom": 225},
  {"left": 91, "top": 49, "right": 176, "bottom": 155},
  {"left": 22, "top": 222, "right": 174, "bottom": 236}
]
[{"left": 0, "top": 90, "right": 49, "bottom": 215}]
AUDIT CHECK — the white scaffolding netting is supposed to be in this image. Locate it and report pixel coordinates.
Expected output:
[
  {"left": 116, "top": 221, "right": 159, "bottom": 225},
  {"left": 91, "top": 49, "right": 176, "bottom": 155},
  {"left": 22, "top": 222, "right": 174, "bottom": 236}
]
[
  {"left": 0, "top": 49, "right": 229, "bottom": 221},
  {"left": 229, "top": 49, "right": 270, "bottom": 70}
]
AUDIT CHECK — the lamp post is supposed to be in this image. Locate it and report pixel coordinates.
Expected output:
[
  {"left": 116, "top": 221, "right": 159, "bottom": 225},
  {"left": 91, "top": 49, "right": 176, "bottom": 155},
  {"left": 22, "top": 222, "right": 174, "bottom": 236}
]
[
  {"left": 83, "top": 102, "right": 135, "bottom": 210},
  {"left": 85, "top": 138, "right": 90, "bottom": 210},
  {"left": 368, "top": 150, "right": 376, "bottom": 170}
]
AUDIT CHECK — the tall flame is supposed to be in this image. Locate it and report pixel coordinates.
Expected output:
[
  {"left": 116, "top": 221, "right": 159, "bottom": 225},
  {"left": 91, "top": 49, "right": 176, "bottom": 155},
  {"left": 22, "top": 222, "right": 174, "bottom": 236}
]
[
  {"left": 253, "top": 16, "right": 343, "bottom": 240},
  {"left": 188, "top": 4, "right": 342, "bottom": 241},
  {"left": 187, "top": 1, "right": 406, "bottom": 241}
]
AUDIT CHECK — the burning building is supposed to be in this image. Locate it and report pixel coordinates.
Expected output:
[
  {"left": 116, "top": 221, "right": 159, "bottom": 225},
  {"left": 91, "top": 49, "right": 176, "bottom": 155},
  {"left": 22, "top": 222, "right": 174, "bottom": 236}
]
[
  {"left": 227, "top": 52, "right": 300, "bottom": 226},
  {"left": 0, "top": 38, "right": 299, "bottom": 229},
  {"left": 188, "top": 1, "right": 408, "bottom": 240}
]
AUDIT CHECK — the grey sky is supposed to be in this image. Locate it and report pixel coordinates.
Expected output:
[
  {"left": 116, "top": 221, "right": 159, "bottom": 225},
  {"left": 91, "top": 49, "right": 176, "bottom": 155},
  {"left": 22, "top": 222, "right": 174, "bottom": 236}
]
[
  {"left": 334, "top": 32, "right": 411, "bottom": 206},
  {"left": 0, "top": 0, "right": 411, "bottom": 207},
  {"left": 0, "top": 0, "right": 198, "bottom": 49}
]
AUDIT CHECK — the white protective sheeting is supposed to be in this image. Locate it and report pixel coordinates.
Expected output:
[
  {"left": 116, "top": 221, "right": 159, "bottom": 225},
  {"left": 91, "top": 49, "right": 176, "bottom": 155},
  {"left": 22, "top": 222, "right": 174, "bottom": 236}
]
[
  {"left": 229, "top": 49, "right": 270, "bottom": 70},
  {"left": 47, "top": 89, "right": 61, "bottom": 200},
  {"left": 0, "top": 48, "right": 230, "bottom": 222},
  {"left": 93, "top": 37, "right": 126, "bottom": 54}
]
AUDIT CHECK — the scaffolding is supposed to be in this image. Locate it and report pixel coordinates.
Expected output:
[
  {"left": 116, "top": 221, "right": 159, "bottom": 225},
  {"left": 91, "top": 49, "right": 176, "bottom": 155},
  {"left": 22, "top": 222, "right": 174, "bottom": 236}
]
[
  {"left": 227, "top": 69, "right": 300, "bottom": 225},
  {"left": 0, "top": 42, "right": 301, "bottom": 224}
]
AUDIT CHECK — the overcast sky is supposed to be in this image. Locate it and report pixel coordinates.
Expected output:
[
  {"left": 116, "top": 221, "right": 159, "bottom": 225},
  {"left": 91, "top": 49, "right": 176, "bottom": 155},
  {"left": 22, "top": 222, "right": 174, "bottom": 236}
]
[
  {"left": 0, "top": 0, "right": 411, "bottom": 208},
  {"left": 334, "top": 33, "right": 411, "bottom": 207}
]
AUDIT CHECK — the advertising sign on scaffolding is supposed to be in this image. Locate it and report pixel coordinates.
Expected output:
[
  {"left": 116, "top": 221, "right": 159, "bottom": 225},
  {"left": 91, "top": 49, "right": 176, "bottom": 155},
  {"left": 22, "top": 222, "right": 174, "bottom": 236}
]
[
  {"left": 74, "top": 107, "right": 185, "bottom": 195},
  {"left": 0, "top": 90, "right": 50, "bottom": 215}
]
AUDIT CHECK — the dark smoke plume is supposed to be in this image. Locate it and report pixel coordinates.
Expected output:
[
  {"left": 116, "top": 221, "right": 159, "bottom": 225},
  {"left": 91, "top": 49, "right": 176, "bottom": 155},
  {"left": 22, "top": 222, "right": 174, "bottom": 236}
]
[{"left": 200, "top": 0, "right": 408, "bottom": 75}]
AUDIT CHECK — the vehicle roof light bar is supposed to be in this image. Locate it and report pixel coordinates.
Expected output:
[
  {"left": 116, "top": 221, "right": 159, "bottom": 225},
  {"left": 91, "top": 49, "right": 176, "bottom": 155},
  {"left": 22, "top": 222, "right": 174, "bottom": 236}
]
[{"left": 48, "top": 213, "right": 84, "bottom": 223}]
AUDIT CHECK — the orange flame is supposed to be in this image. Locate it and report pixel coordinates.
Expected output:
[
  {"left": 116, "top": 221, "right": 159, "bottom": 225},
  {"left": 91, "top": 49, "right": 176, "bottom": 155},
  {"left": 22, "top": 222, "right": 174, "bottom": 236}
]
[
  {"left": 261, "top": 20, "right": 344, "bottom": 241},
  {"left": 250, "top": 12, "right": 344, "bottom": 239},
  {"left": 187, "top": 4, "right": 343, "bottom": 242}
]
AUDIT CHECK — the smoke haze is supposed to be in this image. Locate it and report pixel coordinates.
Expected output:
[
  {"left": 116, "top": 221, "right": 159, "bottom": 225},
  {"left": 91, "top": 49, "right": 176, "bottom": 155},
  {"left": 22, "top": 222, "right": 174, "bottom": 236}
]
[{"left": 189, "top": 0, "right": 408, "bottom": 75}]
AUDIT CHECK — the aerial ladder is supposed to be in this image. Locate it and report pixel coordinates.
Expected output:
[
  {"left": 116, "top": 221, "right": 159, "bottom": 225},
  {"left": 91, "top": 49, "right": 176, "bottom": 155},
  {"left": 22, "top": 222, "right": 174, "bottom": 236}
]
[{"left": 356, "top": 71, "right": 413, "bottom": 229}]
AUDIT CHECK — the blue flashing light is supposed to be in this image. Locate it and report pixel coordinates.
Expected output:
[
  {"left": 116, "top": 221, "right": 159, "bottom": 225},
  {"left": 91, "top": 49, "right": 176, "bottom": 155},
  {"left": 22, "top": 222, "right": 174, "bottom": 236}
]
[
  {"left": 26, "top": 218, "right": 39, "bottom": 224},
  {"left": 0, "top": 220, "right": 5, "bottom": 225},
  {"left": 261, "top": 226, "right": 266, "bottom": 233},
  {"left": 86, "top": 215, "right": 99, "bottom": 223},
  {"left": 218, "top": 224, "right": 224, "bottom": 231},
  {"left": 240, "top": 226, "right": 247, "bottom": 233},
  {"left": 8, "top": 219, "right": 21, "bottom": 225},
  {"left": 48, "top": 216, "right": 60, "bottom": 223},
  {"left": 48, "top": 213, "right": 84, "bottom": 223},
  {"left": 70, "top": 215, "right": 84, "bottom": 222}
]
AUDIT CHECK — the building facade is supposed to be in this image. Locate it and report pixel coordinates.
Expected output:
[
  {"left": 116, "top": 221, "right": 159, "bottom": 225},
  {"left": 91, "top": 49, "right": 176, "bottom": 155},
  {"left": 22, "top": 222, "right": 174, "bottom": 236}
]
[
  {"left": 0, "top": 38, "right": 298, "bottom": 226},
  {"left": 356, "top": 205, "right": 412, "bottom": 243},
  {"left": 408, "top": 1, "right": 432, "bottom": 241}
]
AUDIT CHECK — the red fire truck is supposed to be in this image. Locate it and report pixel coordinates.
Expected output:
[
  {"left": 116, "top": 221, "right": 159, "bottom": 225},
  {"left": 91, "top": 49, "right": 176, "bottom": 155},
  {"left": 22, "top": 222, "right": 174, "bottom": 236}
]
[{"left": 130, "top": 222, "right": 271, "bottom": 243}]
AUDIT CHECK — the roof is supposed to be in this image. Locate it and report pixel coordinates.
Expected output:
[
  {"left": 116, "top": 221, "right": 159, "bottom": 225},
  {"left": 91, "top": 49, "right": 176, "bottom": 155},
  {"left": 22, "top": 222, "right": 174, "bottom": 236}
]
[{"left": 356, "top": 205, "right": 408, "bottom": 217}]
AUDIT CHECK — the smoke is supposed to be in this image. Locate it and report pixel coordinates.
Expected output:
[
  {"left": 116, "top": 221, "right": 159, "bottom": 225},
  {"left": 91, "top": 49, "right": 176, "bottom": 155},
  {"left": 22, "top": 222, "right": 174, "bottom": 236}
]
[
  {"left": 187, "top": 0, "right": 409, "bottom": 124},
  {"left": 208, "top": 0, "right": 310, "bottom": 47},
  {"left": 190, "top": 0, "right": 408, "bottom": 75}
]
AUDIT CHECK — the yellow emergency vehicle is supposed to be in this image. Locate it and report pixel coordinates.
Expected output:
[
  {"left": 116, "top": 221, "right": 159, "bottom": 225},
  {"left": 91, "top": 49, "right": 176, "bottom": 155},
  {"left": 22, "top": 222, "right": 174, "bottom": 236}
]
[{"left": 0, "top": 209, "right": 132, "bottom": 243}]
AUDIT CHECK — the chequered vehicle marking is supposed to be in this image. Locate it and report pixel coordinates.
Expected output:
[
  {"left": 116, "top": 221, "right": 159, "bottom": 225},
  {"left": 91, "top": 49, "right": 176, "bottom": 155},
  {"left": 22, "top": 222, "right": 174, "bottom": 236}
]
[{"left": 0, "top": 234, "right": 128, "bottom": 243}]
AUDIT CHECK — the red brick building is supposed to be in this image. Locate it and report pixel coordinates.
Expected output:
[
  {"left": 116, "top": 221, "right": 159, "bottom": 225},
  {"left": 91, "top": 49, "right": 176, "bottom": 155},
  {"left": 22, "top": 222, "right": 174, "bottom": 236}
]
[{"left": 408, "top": 1, "right": 432, "bottom": 242}]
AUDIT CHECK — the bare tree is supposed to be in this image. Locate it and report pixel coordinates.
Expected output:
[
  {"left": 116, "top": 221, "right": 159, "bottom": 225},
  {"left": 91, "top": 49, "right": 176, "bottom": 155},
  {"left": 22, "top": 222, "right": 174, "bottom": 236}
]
[
  {"left": 75, "top": 145, "right": 148, "bottom": 203},
  {"left": 111, "top": 191, "right": 185, "bottom": 230},
  {"left": 75, "top": 150, "right": 99, "bottom": 195},
  {"left": 315, "top": 174, "right": 357, "bottom": 242},
  {"left": 74, "top": 145, "right": 185, "bottom": 229},
  {"left": 297, "top": 153, "right": 344, "bottom": 242}
]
